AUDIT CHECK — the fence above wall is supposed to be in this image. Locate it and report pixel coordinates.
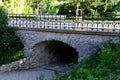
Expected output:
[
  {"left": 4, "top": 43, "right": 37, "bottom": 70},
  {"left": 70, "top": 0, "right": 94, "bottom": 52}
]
[{"left": 8, "top": 14, "right": 120, "bottom": 34}]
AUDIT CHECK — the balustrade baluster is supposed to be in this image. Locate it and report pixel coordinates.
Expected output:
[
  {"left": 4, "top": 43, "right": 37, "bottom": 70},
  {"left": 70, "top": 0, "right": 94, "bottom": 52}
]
[{"left": 7, "top": 14, "right": 120, "bottom": 34}]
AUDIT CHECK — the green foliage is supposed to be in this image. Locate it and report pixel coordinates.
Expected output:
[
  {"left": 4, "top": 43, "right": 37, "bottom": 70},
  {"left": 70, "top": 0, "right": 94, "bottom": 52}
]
[
  {"left": 22, "top": 1, "right": 33, "bottom": 14},
  {"left": 1, "top": 0, "right": 120, "bottom": 15},
  {"left": 57, "top": 0, "right": 120, "bottom": 16},
  {"left": 30, "top": 0, "right": 58, "bottom": 14},
  {"left": 99, "top": 42, "right": 120, "bottom": 69},
  {"left": 0, "top": 6, "right": 8, "bottom": 25},
  {"left": 44, "top": 0, "right": 58, "bottom": 14},
  {"left": 57, "top": 3, "right": 76, "bottom": 14},
  {"left": 0, "top": 26, "right": 24, "bottom": 65},
  {"left": 54, "top": 41, "right": 120, "bottom": 80},
  {"left": 80, "top": 0, "right": 96, "bottom": 15},
  {"left": 81, "top": 0, "right": 119, "bottom": 16},
  {"left": 81, "top": 0, "right": 120, "bottom": 20},
  {"left": 2, "top": 0, "right": 33, "bottom": 14},
  {"left": 0, "top": 6, "right": 24, "bottom": 65}
]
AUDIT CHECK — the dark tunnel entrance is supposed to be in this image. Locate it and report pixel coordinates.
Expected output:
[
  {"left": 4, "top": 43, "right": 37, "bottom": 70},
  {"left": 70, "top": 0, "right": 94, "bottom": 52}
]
[
  {"left": 32, "top": 40, "right": 78, "bottom": 66},
  {"left": 45, "top": 40, "right": 78, "bottom": 64}
]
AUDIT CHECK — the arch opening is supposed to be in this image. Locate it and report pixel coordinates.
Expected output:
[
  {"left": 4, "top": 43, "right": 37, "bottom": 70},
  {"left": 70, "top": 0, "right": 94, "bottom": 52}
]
[{"left": 32, "top": 40, "right": 78, "bottom": 66}]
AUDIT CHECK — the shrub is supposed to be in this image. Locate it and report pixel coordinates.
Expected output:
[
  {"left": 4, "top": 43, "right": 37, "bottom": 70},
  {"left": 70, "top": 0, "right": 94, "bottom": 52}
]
[
  {"left": 54, "top": 41, "right": 120, "bottom": 80},
  {"left": 0, "top": 6, "right": 24, "bottom": 65},
  {"left": 0, "top": 26, "right": 24, "bottom": 65},
  {"left": 0, "top": 6, "right": 8, "bottom": 25}
]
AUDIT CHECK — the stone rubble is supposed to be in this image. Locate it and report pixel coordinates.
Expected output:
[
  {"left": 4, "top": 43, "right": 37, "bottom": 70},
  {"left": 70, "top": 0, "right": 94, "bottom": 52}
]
[{"left": 0, "top": 58, "right": 32, "bottom": 73}]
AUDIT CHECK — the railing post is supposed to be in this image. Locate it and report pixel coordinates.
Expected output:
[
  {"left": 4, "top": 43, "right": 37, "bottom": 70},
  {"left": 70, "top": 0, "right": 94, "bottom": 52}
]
[{"left": 8, "top": 13, "right": 120, "bottom": 34}]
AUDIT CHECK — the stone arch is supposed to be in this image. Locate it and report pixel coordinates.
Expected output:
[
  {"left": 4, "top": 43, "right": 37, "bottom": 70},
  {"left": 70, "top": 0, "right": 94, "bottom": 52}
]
[{"left": 30, "top": 39, "right": 79, "bottom": 67}]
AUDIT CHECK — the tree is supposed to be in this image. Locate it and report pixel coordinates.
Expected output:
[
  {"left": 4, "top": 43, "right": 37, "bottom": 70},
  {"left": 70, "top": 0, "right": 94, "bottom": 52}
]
[
  {"left": 57, "top": 0, "right": 78, "bottom": 14},
  {"left": 30, "top": 0, "right": 58, "bottom": 14},
  {"left": 2, "top": 0, "right": 33, "bottom": 14},
  {"left": 57, "top": 0, "right": 120, "bottom": 16},
  {"left": 0, "top": 5, "right": 8, "bottom": 25},
  {"left": 44, "top": 0, "right": 58, "bottom": 14},
  {"left": 57, "top": 3, "right": 76, "bottom": 14},
  {"left": 0, "top": 6, "right": 24, "bottom": 65}
]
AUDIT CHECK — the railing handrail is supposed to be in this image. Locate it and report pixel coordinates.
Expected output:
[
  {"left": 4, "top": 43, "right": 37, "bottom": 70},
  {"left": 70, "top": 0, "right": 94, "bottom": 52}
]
[
  {"left": 7, "top": 14, "right": 120, "bottom": 34},
  {"left": 8, "top": 14, "right": 120, "bottom": 21}
]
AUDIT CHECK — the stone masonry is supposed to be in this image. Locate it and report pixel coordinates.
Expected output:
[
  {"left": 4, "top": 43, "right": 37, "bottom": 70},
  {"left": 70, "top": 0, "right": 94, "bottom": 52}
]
[
  {"left": 0, "top": 30, "right": 119, "bottom": 73},
  {"left": 16, "top": 30, "right": 119, "bottom": 68}
]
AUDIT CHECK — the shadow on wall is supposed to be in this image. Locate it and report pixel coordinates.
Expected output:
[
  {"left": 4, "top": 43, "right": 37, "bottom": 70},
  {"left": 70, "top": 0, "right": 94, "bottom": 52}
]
[{"left": 32, "top": 40, "right": 78, "bottom": 66}]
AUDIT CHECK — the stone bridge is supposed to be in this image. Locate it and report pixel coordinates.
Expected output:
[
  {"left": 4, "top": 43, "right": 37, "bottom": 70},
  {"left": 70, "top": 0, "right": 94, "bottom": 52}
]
[
  {"left": 8, "top": 14, "right": 120, "bottom": 67},
  {"left": 16, "top": 29, "right": 119, "bottom": 67}
]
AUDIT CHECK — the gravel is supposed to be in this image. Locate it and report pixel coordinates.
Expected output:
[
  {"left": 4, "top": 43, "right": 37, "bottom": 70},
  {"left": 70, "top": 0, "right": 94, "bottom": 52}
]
[{"left": 0, "top": 64, "right": 72, "bottom": 80}]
